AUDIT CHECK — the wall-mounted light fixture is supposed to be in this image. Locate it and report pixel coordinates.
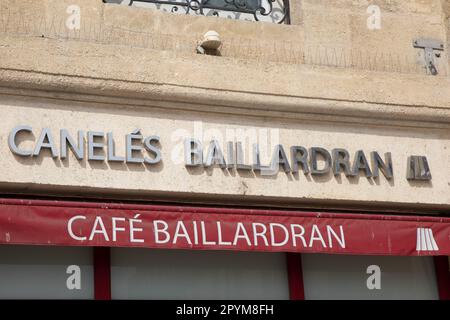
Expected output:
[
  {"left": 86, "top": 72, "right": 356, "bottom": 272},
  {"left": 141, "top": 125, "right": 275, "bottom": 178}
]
[{"left": 196, "top": 31, "right": 222, "bottom": 56}]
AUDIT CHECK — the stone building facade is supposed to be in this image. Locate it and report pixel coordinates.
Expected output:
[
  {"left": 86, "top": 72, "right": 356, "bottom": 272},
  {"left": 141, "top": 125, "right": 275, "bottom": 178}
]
[{"left": 0, "top": 0, "right": 449, "bottom": 300}]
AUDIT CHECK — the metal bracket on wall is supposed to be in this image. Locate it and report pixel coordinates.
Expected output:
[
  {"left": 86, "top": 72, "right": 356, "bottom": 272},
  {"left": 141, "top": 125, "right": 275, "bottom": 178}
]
[{"left": 413, "top": 39, "right": 444, "bottom": 75}]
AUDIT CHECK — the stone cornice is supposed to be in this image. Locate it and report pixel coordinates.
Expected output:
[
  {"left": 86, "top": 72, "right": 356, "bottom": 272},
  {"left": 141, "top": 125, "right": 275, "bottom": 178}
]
[
  {"left": 0, "top": 66, "right": 450, "bottom": 130},
  {"left": 0, "top": 33, "right": 449, "bottom": 129}
]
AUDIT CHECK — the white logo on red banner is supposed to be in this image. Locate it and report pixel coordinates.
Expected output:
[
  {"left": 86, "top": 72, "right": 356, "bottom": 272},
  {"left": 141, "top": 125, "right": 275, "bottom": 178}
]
[{"left": 416, "top": 228, "right": 439, "bottom": 252}]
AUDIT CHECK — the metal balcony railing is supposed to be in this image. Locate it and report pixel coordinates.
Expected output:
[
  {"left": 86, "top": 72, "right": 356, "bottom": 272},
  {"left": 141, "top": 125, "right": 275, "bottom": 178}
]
[{"left": 103, "top": 0, "right": 290, "bottom": 24}]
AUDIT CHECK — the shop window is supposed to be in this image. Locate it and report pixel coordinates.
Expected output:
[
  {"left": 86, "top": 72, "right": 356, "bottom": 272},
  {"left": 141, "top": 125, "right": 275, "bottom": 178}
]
[
  {"left": 301, "top": 254, "right": 439, "bottom": 300},
  {"left": 103, "top": 0, "right": 290, "bottom": 24},
  {"left": 111, "top": 248, "right": 289, "bottom": 299},
  {"left": 0, "top": 245, "right": 94, "bottom": 299}
]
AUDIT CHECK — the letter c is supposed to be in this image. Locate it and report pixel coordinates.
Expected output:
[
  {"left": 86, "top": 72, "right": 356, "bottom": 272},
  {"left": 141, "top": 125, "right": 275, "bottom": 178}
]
[
  {"left": 8, "top": 125, "right": 34, "bottom": 156},
  {"left": 68, "top": 215, "right": 87, "bottom": 241}
]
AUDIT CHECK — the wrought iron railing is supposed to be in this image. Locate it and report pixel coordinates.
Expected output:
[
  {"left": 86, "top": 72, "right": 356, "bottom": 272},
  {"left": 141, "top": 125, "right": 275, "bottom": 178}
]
[{"left": 104, "top": 0, "right": 290, "bottom": 24}]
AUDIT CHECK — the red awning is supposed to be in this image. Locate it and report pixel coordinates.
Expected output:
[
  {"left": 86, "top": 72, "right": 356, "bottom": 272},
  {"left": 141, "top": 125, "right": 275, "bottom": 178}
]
[{"left": 0, "top": 198, "right": 449, "bottom": 256}]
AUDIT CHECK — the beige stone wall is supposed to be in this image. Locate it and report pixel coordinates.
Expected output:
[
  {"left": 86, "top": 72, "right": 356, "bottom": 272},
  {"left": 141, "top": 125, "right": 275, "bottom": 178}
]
[
  {"left": 1, "top": 0, "right": 449, "bottom": 73},
  {"left": 302, "top": 0, "right": 448, "bottom": 75},
  {"left": 0, "top": 0, "right": 449, "bottom": 211},
  {"left": 1, "top": 96, "right": 450, "bottom": 210},
  {"left": 444, "top": 0, "right": 450, "bottom": 66}
]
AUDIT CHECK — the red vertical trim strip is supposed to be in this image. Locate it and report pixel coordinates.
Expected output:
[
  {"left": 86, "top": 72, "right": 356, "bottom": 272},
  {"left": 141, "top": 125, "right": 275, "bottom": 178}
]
[
  {"left": 286, "top": 253, "right": 305, "bottom": 300},
  {"left": 94, "top": 247, "right": 111, "bottom": 300},
  {"left": 434, "top": 256, "right": 450, "bottom": 300}
]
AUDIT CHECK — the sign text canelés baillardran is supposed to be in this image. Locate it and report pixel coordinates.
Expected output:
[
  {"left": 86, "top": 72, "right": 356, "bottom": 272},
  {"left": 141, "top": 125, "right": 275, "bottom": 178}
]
[{"left": 8, "top": 126, "right": 432, "bottom": 180}]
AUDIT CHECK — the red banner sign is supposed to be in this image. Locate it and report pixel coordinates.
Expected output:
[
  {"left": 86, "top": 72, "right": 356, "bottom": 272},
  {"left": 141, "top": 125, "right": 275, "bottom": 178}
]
[{"left": 0, "top": 199, "right": 449, "bottom": 256}]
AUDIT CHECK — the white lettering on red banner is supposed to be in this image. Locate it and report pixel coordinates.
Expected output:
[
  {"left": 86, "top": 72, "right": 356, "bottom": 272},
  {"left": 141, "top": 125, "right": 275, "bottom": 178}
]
[{"left": 0, "top": 199, "right": 449, "bottom": 256}]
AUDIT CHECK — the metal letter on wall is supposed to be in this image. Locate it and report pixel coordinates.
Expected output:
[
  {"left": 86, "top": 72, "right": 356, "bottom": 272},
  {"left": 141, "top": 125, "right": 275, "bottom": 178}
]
[{"left": 407, "top": 156, "right": 432, "bottom": 181}]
